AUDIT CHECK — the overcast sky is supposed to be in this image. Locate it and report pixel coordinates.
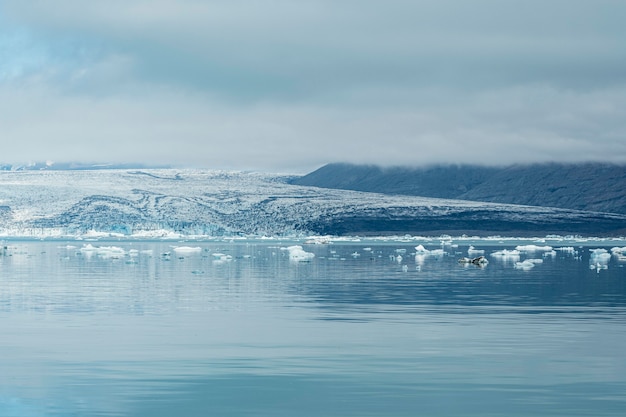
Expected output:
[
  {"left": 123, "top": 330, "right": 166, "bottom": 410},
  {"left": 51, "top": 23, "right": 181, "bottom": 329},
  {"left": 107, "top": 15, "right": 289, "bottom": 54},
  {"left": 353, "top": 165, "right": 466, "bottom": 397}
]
[{"left": 1, "top": 0, "right": 625, "bottom": 173}]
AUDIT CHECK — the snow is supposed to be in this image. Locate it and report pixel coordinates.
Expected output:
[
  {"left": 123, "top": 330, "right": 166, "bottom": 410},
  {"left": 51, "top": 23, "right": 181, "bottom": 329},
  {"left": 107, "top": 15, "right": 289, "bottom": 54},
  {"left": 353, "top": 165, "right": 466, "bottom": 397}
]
[
  {"left": 515, "top": 245, "right": 553, "bottom": 252},
  {"left": 79, "top": 244, "right": 126, "bottom": 259},
  {"left": 514, "top": 260, "right": 536, "bottom": 270},
  {"left": 490, "top": 249, "right": 521, "bottom": 260},
  {"left": 172, "top": 246, "right": 202, "bottom": 254},
  {"left": 414, "top": 245, "right": 429, "bottom": 254},
  {"left": 467, "top": 245, "right": 484, "bottom": 256},
  {"left": 589, "top": 248, "right": 611, "bottom": 263},
  {"left": 284, "top": 245, "right": 315, "bottom": 262},
  {"left": 555, "top": 247, "right": 576, "bottom": 253},
  {"left": 0, "top": 169, "right": 624, "bottom": 239}
]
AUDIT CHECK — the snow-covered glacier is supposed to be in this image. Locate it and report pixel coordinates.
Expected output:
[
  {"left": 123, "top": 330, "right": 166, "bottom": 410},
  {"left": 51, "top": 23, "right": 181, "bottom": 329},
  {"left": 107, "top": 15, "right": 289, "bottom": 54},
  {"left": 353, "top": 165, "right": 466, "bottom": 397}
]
[{"left": 0, "top": 169, "right": 624, "bottom": 238}]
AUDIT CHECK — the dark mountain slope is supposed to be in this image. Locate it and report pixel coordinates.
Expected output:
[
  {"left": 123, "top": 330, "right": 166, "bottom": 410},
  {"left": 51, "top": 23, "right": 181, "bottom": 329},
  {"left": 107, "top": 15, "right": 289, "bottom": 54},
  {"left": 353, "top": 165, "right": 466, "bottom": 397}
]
[{"left": 291, "top": 163, "right": 626, "bottom": 215}]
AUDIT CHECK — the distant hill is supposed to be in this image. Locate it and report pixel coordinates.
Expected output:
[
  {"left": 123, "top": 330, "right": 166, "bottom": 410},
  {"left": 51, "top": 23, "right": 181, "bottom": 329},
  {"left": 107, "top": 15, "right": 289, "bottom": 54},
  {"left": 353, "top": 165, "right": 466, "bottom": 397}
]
[{"left": 291, "top": 163, "right": 626, "bottom": 215}]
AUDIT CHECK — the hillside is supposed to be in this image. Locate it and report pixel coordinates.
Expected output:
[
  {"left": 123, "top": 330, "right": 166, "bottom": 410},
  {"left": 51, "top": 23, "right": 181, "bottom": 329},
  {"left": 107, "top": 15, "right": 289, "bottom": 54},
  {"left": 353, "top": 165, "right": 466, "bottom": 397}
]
[
  {"left": 291, "top": 163, "right": 626, "bottom": 215},
  {"left": 0, "top": 169, "right": 624, "bottom": 238}
]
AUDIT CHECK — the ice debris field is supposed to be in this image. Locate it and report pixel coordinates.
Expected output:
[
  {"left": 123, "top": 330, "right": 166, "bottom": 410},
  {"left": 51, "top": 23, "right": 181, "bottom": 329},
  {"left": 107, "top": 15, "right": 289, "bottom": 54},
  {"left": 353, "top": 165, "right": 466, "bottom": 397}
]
[{"left": 1, "top": 236, "right": 624, "bottom": 277}]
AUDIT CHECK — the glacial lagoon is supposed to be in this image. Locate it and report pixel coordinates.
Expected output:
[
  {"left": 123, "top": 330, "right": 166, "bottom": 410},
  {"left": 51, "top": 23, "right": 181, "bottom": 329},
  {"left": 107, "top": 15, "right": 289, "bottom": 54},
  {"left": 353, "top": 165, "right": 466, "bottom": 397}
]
[{"left": 0, "top": 237, "right": 625, "bottom": 416}]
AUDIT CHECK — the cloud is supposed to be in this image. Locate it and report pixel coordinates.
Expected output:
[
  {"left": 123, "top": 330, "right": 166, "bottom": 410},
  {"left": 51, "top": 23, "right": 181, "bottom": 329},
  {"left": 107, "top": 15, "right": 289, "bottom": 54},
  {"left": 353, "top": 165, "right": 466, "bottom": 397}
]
[
  {"left": 0, "top": 0, "right": 625, "bottom": 171},
  {"left": 1, "top": 80, "right": 624, "bottom": 173}
]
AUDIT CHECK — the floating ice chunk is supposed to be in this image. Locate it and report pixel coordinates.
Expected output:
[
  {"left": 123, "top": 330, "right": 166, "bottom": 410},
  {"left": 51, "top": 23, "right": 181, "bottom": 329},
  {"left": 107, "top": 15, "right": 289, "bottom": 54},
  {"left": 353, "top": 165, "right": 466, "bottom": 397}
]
[
  {"left": 98, "top": 246, "right": 126, "bottom": 259},
  {"left": 514, "top": 260, "right": 536, "bottom": 270},
  {"left": 467, "top": 245, "right": 484, "bottom": 256},
  {"left": 212, "top": 253, "right": 232, "bottom": 261},
  {"left": 429, "top": 249, "right": 446, "bottom": 256},
  {"left": 79, "top": 244, "right": 98, "bottom": 253},
  {"left": 590, "top": 249, "right": 611, "bottom": 264},
  {"left": 79, "top": 244, "right": 126, "bottom": 259},
  {"left": 490, "top": 249, "right": 521, "bottom": 260},
  {"left": 515, "top": 245, "right": 553, "bottom": 252},
  {"left": 172, "top": 246, "right": 202, "bottom": 254},
  {"left": 458, "top": 256, "right": 489, "bottom": 266},
  {"left": 414, "top": 245, "right": 429, "bottom": 254},
  {"left": 304, "top": 236, "right": 331, "bottom": 244},
  {"left": 285, "top": 245, "right": 315, "bottom": 262},
  {"left": 556, "top": 247, "right": 576, "bottom": 253},
  {"left": 610, "top": 246, "right": 626, "bottom": 254},
  {"left": 526, "top": 258, "right": 544, "bottom": 264}
]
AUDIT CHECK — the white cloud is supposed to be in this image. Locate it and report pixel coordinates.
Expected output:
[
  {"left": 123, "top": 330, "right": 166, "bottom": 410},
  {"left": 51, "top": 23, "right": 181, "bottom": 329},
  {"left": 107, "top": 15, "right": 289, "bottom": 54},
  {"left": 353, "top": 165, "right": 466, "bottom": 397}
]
[
  {"left": 0, "top": 0, "right": 625, "bottom": 171},
  {"left": 1, "top": 79, "right": 624, "bottom": 172}
]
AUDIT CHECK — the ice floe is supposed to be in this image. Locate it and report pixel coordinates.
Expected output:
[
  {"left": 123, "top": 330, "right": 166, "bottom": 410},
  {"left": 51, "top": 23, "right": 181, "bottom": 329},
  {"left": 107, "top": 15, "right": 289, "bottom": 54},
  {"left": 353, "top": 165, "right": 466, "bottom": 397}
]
[
  {"left": 589, "top": 248, "right": 611, "bottom": 262},
  {"left": 515, "top": 245, "right": 553, "bottom": 252},
  {"left": 467, "top": 245, "right": 485, "bottom": 256},
  {"left": 514, "top": 260, "right": 537, "bottom": 270},
  {"left": 414, "top": 245, "right": 429, "bottom": 254},
  {"left": 283, "top": 245, "right": 315, "bottom": 262},
  {"left": 490, "top": 249, "right": 521, "bottom": 261},
  {"left": 79, "top": 244, "right": 126, "bottom": 259},
  {"left": 172, "top": 246, "right": 202, "bottom": 254},
  {"left": 458, "top": 256, "right": 489, "bottom": 267}
]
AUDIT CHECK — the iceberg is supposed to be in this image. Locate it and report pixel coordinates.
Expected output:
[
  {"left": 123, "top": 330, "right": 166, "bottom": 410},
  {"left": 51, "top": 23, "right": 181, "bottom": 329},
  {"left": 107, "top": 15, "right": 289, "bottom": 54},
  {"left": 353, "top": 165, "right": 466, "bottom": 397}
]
[
  {"left": 514, "top": 260, "right": 536, "bottom": 271},
  {"left": 172, "top": 246, "right": 203, "bottom": 254},
  {"left": 79, "top": 244, "right": 126, "bottom": 259},
  {"left": 589, "top": 248, "right": 611, "bottom": 263},
  {"left": 284, "top": 245, "right": 315, "bottom": 262},
  {"left": 458, "top": 256, "right": 489, "bottom": 266},
  {"left": 467, "top": 245, "right": 485, "bottom": 256},
  {"left": 515, "top": 245, "right": 553, "bottom": 252},
  {"left": 490, "top": 249, "right": 521, "bottom": 261}
]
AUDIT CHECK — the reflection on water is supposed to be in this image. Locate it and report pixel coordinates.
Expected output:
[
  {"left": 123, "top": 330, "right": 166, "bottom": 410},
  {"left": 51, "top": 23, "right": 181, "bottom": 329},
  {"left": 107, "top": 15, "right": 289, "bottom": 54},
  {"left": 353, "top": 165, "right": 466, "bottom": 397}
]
[{"left": 0, "top": 240, "right": 625, "bottom": 416}]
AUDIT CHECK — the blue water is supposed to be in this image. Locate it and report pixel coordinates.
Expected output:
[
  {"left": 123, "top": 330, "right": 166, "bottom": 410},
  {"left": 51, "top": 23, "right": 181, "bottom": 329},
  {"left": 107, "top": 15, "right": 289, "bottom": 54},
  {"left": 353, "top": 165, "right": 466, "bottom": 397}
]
[{"left": 0, "top": 239, "right": 625, "bottom": 416}]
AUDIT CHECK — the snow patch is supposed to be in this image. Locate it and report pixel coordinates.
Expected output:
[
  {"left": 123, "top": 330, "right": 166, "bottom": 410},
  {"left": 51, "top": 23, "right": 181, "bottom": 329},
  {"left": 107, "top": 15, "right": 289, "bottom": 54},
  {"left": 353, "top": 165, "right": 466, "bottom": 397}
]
[{"left": 283, "top": 245, "right": 315, "bottom": 262}]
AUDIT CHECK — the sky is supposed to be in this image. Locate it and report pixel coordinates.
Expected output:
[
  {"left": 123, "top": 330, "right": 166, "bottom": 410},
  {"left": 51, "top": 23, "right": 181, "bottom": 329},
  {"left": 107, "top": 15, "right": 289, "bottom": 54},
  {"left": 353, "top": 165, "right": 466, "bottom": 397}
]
[{"left": 1, "top": 0, "right": 625, "bottom": 173}]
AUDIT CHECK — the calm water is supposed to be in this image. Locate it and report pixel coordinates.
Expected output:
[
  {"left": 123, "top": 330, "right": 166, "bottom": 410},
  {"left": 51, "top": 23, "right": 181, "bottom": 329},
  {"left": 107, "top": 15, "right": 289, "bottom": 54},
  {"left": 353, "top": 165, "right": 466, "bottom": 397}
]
[{"left": 0, "top": 239, "right": 625, "bottom": 416}]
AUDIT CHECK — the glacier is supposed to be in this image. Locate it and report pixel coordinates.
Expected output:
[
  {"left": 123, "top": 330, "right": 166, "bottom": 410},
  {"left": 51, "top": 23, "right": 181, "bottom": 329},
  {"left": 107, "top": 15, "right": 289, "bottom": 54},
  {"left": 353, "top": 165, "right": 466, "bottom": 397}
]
[{"left": 0, "top": 169, "right": 624, "bottom": 239}]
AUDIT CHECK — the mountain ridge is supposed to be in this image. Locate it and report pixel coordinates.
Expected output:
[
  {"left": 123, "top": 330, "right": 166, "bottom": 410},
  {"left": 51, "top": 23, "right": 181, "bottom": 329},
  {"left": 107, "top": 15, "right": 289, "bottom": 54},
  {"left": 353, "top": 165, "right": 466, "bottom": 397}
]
[{"left": 290, "top": 162, "right": 626, "bottom": 215}]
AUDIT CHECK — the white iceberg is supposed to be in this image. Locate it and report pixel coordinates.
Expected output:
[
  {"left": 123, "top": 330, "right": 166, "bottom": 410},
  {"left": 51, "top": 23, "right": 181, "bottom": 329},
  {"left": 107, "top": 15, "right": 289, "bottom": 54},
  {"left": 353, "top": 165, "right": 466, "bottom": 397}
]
[
  {"left": 172, "top": 246, "right": 202, "bottom": 254},
  {"left": 490, "top": 249, "right": 521, "bottom": 261},
  {"left": 414, "top": 245, "right": 429, "bottom": 254},
  {"left": 590, "top": 248, "right": 611, "bottom": 263},
  {"left": 555, "top": 247, "right": 576, "bottom": 253},
  {"left": 80, "top": 244, "right": 126, "bottom": 259},
  {"left": 514, "top": 260, "right": 536, "bottom": 270},
  {"left": 515, "top": 245, "right": 553, "bottom": 252},
  {"left": 285, "top": 245, "right": 315, "bottom": 262},
  {"left": 467, "top": 245, "right": 485, "bottom": 256}
]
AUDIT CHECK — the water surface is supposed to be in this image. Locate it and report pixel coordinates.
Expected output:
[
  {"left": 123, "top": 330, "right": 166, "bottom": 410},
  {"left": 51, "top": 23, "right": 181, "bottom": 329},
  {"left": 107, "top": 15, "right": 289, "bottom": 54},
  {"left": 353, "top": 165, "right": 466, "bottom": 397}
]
[{"left": 0, "top": 239, "right": 625, "bottom": 416}]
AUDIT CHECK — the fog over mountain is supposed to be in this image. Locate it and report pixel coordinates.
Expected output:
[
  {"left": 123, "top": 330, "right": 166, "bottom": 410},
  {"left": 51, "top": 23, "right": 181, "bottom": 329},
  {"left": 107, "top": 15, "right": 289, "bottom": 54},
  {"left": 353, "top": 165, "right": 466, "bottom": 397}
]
[{"left": 291, "top": 163, "right": 626, "bottom": 215}]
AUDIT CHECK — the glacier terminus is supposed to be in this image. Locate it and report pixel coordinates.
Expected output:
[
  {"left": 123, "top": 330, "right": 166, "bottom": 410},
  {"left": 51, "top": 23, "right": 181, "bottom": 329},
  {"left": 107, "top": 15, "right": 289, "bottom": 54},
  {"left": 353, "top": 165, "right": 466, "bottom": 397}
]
[{"left": 0, "top": 169, "right": 624, "bottom": 238}]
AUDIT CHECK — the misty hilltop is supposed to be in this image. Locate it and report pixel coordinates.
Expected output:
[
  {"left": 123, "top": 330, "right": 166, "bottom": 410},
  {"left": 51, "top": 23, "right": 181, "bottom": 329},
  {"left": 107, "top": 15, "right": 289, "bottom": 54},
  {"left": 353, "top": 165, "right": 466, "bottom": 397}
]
[{"left": 291, "top": 163, "right": 626, "bottom": 215}]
